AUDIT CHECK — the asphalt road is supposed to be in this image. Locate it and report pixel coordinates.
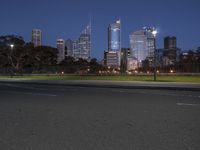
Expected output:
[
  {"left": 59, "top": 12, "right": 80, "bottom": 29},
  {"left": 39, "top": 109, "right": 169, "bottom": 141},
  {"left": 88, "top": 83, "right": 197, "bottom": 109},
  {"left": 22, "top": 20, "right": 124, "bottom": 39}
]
[{"left": 0, "top": 83, "right": 200, "bottom": 150}]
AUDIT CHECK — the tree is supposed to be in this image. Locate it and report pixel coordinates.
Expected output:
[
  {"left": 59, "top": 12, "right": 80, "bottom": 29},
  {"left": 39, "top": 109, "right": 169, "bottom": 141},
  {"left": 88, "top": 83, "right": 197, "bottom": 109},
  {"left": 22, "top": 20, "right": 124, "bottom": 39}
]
[
  {"left": 59, "top": 56, "right": 75, "bottom": 65},
  {"left": 196, "top": 47, "right": 200, "bottom": 72},
  {"left": 141, "top": 59, "right": 151, "bottom": 72},
  {"left": 32, "top": 46, "right": 58, "bottom": 71},
  {"left": 0, "top": 35, "right": 26, "bottom": 73},
  {"left": 0, "top": 35, "right": 59, "bottom": 73},
  {"left": 89, "top": 58, "right": 102, "bottom": 74},
  {"left": 196, "top": 47, "right": 200, "bottom": 54},
  {"left": 179, "top": 50, "right": 199, "bottom": 72},
  {"left": 58, "top": 56, "right": 76, "bottom": 73}
]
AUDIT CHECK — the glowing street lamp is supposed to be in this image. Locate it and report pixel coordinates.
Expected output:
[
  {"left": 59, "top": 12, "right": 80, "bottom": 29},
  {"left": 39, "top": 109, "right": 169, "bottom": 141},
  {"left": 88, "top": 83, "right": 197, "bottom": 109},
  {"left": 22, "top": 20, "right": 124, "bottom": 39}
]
[
  {"left": 10, "top": 44, "right": 14, "bottom": 54},
  {"left": 152, "top": 29, "right": 157, "bottom": 81},
  {"left": 9, "top": 44, "right": 14, "bottom": 77},
  {"left": 10, "top": 44, "right": 14, "bottom": 49}
]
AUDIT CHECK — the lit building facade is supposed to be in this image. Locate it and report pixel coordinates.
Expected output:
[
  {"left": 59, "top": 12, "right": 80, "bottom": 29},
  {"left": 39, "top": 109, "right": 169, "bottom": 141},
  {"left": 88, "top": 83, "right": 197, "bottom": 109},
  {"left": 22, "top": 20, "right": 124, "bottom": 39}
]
[
  {"left": 127, "top": 56, "right": 138, "bottom": 71},
  {"left": 72, "top": 40, "right": 79, "bottom": 59},
  {"left": 104, "top": 51, "right": 119, "bottom": 68},
  {"left": 73, "top": 23, "right": 91, "bottom": 60},
  {"left": 129, "top": 27, "right": 155, "bottom": 67},
  {"left": 32, "top": 29, "right": 42, "bottom": 47},
  {"left": 105, "top": 20, "right": 121, "bottom": 68},
  {"left": 108, "top": 20, "right": 121, "bottom": 51},
  {"left": 57, "top": 39, "right": 65, "bottom": 63}
]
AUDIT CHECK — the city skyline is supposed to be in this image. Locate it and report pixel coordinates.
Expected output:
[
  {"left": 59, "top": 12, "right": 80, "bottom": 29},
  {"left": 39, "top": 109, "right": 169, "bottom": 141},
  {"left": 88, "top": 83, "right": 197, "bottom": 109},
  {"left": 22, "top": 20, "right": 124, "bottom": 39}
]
[{"left": 1, "top": 0, "right": 200, "bottom": 59}]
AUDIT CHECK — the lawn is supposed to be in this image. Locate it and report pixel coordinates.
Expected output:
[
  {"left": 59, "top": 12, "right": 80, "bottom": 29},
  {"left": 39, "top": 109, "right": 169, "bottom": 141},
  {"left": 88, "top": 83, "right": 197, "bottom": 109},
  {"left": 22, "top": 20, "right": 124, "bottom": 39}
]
[{"left": 0, "top": 75, "right": 200, "bottom": 83}]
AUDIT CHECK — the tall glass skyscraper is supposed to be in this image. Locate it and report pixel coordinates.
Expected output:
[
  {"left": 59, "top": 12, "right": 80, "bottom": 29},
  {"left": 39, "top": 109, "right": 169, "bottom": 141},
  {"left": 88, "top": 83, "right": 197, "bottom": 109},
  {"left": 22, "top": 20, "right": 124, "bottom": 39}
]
[
  {"left": 105, "top": 20, "right": 121, "bottom": 68},
  {"left": 73, "top": 22, "right": 91, "bottom": 60},
  {"left": 32, "top": 29, "right": 42, "bottom": 47},
  {"left": 129, "top": 27, "right": 155, "bottom": 66},
  {"left": 108, "top": 20, "right": 121, "bottom": 51},
  {"left": 57, "top": 39, "right": 65, "bottom": 63}
]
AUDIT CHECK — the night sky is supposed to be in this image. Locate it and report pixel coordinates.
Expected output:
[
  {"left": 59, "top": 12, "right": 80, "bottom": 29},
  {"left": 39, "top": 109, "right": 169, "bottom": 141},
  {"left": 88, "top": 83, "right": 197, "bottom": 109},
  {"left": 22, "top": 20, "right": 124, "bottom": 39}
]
[{"left": 0, "top": 0, "right": 199, "bottom": 59}]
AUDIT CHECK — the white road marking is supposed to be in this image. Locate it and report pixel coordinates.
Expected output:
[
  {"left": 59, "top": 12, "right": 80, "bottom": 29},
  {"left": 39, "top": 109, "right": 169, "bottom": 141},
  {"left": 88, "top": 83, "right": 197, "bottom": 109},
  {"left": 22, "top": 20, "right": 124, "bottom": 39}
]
[
  {"left": 5, "top": 84, "right": 47, "bottom": 91},
  {"left": 111, "top": 89, "right": 200, "bottom": 99},
  {"left": 2, "top": 83, "right": 83, "bottom": 92},
  {"left": 176, "top": 103, "right": 200, "bottom": 106},
  {"left": 0, "top": 91, "right": 57, "bottom": 97}
]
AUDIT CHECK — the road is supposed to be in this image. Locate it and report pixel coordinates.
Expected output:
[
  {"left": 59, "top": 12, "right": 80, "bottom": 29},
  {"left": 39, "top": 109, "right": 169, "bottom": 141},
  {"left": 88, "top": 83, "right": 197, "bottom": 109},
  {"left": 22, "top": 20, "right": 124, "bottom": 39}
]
[{"left": 0, "top": 82, "right": 200, "bottom": 150}]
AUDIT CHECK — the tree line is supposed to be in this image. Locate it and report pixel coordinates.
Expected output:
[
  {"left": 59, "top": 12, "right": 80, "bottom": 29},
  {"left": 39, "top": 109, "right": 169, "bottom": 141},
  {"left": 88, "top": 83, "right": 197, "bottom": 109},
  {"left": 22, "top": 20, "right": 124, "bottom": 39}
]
[{"left": 0, "top": 35, "right": 104, "bottom": 75}]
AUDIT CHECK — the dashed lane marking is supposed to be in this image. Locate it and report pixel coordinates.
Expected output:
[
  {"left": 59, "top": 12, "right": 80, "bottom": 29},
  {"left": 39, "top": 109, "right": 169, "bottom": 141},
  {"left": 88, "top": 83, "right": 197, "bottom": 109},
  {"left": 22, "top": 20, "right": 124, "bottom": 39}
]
[{"left": 176, "top": 103, "right": 200, "bottom": 106}]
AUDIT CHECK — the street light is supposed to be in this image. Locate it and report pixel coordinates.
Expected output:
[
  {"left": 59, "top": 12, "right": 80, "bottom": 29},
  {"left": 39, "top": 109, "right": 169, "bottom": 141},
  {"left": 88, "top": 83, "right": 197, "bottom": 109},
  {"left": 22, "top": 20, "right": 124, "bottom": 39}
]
[
  {"left": 10, "top": 44, "right": 14, "bottom": 49},
  {"left": 10, "top": 44, "right": 14, "bottom": 54},
  {"left": 9, "top": 44, "right": 14, "bottom": 77},
  {"left": 152, "top": 29, "right": 157, "bottom": 81}
]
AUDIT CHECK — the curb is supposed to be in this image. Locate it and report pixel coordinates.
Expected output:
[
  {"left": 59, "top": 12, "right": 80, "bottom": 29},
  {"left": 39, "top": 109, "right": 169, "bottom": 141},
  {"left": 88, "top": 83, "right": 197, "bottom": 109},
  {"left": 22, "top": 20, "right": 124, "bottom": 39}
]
[{"left": 0, "top": 80, "right": 200, "bottom": 91}]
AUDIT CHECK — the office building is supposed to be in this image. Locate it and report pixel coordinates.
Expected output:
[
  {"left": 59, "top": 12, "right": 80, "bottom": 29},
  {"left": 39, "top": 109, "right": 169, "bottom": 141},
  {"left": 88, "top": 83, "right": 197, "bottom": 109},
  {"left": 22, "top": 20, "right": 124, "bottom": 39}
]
[
  {"left": 129, "top": 27, "right": 155, "bottom": 67},
  {"left": 127, "top": 56, "right": 138, "bottom": 71},
  {"left": 108, "top": 20, "right": 121, "bottom": 51},
  {"left": 121, "top": 48, "right": 131, "bottom": 72},
  {"left": 65, "top": 39, "right": 73, "bottom": 57},
  {"left": 104, "top": 51, "right": 119, "bottom": 69},
  {"left": 105, "top": 20, "right": 121, "bottom": 68},
  {"left": 32, "top": 29, "right": 42, "bottom": 47},
  {"left": 155, "top": 48, "right": 164, "bottom": 67},
  {"left": 72, "top": 40, "right": 79, "bottom": 59},
  {"left": 73, "top": 22, "right": 91, "bottom": 60},
  {"left": 57, "top": 39, "right": 65, "bottom": 63},
  {"left": 163, "top": 36, "right": 177, "bottom": 66},
  {"left": 164, "top": 36, "right": 176, "bottom": 49}
]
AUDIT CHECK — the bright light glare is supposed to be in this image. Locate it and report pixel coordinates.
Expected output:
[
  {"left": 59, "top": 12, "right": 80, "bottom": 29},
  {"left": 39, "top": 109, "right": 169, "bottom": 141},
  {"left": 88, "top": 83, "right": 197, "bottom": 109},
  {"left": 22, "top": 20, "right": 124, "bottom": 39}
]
[
  {"left": 10, "top": 44, "right": 14, "bottom": 48},
  {"left": 152, "top": 30, "right": 158, "bottom": 36}
]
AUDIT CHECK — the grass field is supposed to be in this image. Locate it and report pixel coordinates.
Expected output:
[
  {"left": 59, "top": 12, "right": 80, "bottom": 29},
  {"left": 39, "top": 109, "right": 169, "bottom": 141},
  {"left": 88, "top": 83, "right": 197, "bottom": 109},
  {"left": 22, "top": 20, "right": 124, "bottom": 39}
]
[{"left": 0, "top": 75, "right": 200, "bottom": 83}]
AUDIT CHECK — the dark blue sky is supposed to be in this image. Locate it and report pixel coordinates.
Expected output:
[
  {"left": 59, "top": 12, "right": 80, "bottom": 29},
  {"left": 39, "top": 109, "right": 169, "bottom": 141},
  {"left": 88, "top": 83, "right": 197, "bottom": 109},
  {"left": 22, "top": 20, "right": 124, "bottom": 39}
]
[{"left": 1, "top": 0, "right": 200, "bottom": 59}]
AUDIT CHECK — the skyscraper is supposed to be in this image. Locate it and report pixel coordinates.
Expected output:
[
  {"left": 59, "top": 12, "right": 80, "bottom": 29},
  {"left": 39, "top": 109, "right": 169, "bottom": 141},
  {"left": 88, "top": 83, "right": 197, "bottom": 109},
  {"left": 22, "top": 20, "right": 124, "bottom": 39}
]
[
  {"left": 65, "top": 39, "right": 74, "bottom": 57},
  {"left": 163, "top": 36, "right": 178, "bottom": 66},
  {"left": 73, "top": 22, "right": 91, "bottom": 60},
  {"left": 104, "top": 51, "right": 119, "bottom": 68},
  {"left": 72, "top": 40, "right": 79, "bottom": 59},
  {"left": 129, "top": 27, "right": 155, "bottom": 67},
  {"left": 108, "top": 20, "right": 121, "bottom": 52},
  {"left": 121, "top": 48, "right": 137, "bottom": 72},
  {"left": 32, "top": 29, "right": 42, "bottom": 47},
  {"left": 105, "top": 20, "right": 121, "bottom": 68},
  {"left": 121, "top": 48, "right": 130, "bottom": 72},
  {"left": 164, "top": 36, "right": 176, "bottom": 49},
  {"left": 57, "top": 39, "right": 65, "bottom": 63}
]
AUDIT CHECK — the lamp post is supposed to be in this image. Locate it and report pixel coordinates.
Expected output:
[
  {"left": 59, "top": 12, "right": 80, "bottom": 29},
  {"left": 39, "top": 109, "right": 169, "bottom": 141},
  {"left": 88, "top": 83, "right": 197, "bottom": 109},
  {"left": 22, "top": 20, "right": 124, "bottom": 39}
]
[
  {"left": 152, "top": 29, "right": 157, "bottom": 81},
  {"left": 10, "top": 44, "right": 14, "bottom": 77},
  {"left": 10, "top": 44, "right": 14, "bottom": 60}
]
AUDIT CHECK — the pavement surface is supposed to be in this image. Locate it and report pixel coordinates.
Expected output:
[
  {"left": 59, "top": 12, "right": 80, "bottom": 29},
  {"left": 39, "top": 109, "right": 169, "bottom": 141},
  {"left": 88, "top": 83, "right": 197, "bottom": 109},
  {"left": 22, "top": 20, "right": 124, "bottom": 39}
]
[
  {"left": 0, "top": 82, "right": 200, "bottom": 150},
  {"left": 0, "top": 78, "right": 200, "bottom": 91}
]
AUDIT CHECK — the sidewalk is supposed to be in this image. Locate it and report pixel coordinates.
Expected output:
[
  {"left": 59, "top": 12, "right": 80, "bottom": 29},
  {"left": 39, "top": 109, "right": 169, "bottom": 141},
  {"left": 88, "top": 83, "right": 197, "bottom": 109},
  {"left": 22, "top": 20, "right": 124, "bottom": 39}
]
[{"left": 0, "top": 78, "right": 200, "bottom": 91}]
